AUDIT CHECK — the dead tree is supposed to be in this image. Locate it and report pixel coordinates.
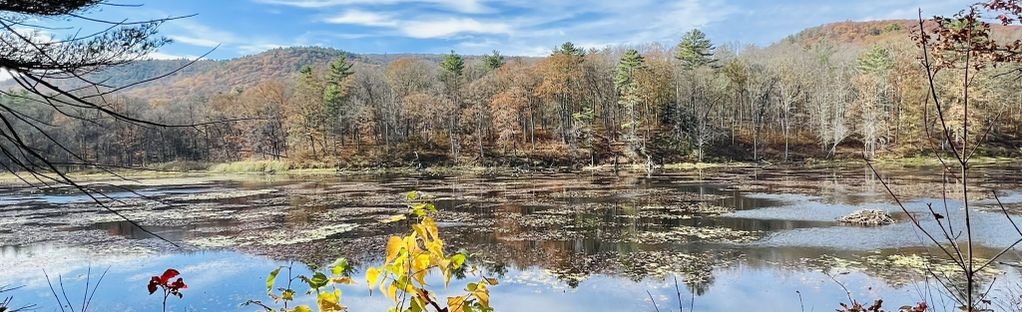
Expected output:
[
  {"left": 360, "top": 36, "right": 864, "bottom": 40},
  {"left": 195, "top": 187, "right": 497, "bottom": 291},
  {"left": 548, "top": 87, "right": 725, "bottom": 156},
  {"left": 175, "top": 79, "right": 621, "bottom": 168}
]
[{"left": 867, "top": 2, "right": 1022, "bottom": 310}]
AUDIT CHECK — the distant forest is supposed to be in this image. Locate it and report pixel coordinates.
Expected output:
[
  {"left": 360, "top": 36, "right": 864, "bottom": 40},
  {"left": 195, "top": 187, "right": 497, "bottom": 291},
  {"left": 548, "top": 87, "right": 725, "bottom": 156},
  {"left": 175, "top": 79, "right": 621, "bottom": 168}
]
[{"left": 4, "top": 20, "right": 1022, "bottom": 169}]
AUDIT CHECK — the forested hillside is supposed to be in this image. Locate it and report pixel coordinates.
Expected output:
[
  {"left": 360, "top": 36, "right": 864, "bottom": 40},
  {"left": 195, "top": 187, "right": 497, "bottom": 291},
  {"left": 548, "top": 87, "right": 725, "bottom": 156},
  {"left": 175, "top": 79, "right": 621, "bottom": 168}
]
[{"left": 3, "top": 20, "right": 1021, "bottom": 169}]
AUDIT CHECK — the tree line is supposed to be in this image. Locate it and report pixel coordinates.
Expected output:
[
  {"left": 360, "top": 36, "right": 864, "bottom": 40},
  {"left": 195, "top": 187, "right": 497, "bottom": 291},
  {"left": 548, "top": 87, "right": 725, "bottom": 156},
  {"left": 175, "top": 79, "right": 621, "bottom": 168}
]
[{"left": 4, "top": 27, "right": 1021, "bottom": 170}]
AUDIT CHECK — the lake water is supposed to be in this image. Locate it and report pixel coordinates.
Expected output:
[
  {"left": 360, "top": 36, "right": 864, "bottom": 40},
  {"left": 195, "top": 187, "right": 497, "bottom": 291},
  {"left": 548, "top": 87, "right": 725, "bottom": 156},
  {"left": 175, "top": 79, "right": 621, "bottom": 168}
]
[{"left": 2, "top": 165, "right": 1022, "bottom": 311}]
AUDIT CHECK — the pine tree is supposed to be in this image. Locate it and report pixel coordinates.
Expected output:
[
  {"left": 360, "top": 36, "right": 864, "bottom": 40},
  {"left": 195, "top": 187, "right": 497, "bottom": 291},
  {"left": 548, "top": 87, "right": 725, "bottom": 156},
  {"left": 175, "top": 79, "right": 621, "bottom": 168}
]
[
  {"left": 322, "top": 57, "right": 355, "bottom": 145},
  {"left": 323, "top": 57, "right": 354, "bottom": 112},
  {"left": 675, "top": 29, "right": 716, "bottom": 69},
  {"left": 856, "top": 45, "right": 894, "bottom": 74},
  {"left": 554, "top": 41, "right": 585, "bottom": 57},
  {"left": 614, "top": 49, "right": 647, "bottom": 156},
  {"left": 482, "top": 50, "right": 505, "bottom": 72},
  {"left": 440, "top": 50, "right": 465, "bottom": 77},
  {"left": 614, "top": 49, "right": 646, "bottom": 91}
]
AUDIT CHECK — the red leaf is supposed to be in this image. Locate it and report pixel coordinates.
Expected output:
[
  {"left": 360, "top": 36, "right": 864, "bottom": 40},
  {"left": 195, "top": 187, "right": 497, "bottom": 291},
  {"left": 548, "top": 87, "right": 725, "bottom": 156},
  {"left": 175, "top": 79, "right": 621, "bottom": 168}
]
[
  {"left": 147, "top": 277, "right": 160, "bottom": 294},
  {"left": 159, "top": 269, "right": 180, "bottom": 284},
  {"left": 170, "top": 277, "right": 188, "bottom": 290}
]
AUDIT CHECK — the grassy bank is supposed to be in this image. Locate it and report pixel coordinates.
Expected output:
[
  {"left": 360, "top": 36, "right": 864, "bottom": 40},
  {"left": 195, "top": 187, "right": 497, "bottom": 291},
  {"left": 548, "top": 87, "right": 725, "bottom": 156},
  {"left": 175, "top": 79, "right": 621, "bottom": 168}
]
[{"left": 0, "top": 156, "right": 1016, "bottom": 185}]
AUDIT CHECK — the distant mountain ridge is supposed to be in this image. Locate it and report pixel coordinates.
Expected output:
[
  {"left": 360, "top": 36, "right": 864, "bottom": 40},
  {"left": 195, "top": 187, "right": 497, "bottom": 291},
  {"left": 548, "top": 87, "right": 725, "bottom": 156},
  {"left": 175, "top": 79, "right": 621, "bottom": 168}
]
[
  {"left": 0, "top": 46, "right": 466, "bottom": 101},
  {"left": 6, "top": 20, "right": 1020, "bottom": 102}
]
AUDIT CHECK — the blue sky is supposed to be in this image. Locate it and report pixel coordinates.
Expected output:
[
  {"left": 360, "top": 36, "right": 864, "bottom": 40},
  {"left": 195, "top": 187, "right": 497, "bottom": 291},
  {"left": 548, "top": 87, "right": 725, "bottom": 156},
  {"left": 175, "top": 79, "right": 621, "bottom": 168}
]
[{"left": 54, "top": 0, "right": 972, "bottom": 59}]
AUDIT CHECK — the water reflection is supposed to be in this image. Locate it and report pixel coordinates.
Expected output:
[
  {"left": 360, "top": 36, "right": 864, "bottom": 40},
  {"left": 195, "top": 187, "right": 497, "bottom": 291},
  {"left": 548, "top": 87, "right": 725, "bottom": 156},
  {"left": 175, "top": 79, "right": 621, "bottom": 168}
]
[
  {"left": 1, "top": 165, "right": 1021, "bottom": 310},
  {"left": 2, "top": 249, "right": 1017, "bottom": 311}
]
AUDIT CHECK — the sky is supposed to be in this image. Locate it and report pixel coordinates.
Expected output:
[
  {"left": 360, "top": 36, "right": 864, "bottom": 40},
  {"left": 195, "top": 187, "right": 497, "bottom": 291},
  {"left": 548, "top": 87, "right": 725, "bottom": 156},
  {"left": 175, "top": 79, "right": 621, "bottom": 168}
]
[{"left": 39, "top": 0, "right": 974, "bottom": 59}]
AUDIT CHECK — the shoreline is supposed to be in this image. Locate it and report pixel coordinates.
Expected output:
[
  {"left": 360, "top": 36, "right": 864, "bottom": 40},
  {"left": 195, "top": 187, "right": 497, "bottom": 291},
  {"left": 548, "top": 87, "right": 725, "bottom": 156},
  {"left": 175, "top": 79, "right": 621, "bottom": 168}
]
[{"left": 0, "top": 156, "right": 1017, "bottom": 184}]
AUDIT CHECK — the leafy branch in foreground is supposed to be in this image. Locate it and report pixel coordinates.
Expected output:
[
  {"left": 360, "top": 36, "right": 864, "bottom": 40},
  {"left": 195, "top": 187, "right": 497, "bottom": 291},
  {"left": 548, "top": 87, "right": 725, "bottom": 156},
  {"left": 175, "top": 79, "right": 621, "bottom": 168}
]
[
  {"left": 148, "top": 269, "right": 188, "bottom": 312},
  {"left": 367, "top": 191, "right": 496, "bottom": 312},
  {"left": 245, "top": 191, "right": 496, "bottom": 312}
]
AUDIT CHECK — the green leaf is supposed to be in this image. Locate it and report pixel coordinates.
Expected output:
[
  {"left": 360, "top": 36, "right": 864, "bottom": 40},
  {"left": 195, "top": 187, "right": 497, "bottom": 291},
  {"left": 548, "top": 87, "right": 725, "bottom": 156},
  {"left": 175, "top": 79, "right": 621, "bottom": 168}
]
[
  {"left": 303, "top": 272, "right": 330, "bottom": 289},
  {"left": 267, "top": 266, "right": 283, "bottom": 294},
  {"left": 330, "top": 258, "right": 351, "bottom": 276},
  {"left": 450, "top": 253, "right": 467, "bottom": 269},
  {"left": 407, "top": 191, "right": 419, "bottom": 200}
]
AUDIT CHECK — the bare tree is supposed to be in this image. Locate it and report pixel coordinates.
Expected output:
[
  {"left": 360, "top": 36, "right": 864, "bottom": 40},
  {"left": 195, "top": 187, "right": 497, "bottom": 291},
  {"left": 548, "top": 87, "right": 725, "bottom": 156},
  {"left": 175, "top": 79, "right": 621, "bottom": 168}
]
[
  {"left": 0, "top": 1, "right": 210, "bottom": 245},
  {"left": 868, "top": 3, "right": 1022, "bottom": 310}
]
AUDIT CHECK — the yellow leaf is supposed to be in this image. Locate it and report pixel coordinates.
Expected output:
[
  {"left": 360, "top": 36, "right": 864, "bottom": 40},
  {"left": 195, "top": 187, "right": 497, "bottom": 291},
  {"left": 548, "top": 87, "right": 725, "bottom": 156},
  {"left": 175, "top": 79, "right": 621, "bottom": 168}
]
[
  {"left": 412, "top": 223, "right": 427, "bottom": 240},
  {"left": 473, "top": 282, "right": 490, "bottom": 307},
  {"left": 385, "top": 236, "right": 403, "bottom": 263},
  {"left": 317, "top": 290, "right": 345, "bottom": 312},
  {"left": 422, "top": 217, "right": 439, "bottom": 239},
  {"left": 413, "top": 254, "right": 431, "bottom": 284},
  {"left": 331, "top": 276, "right": 355, "bottom": 285},
  {"left": 386, "top": 282, "right": 399, "bottom": 302},
  {"left": 484, "top": 277, "right": 499, "bottom": 286},
  {"left": 366, "top": 267, "right": 382, "bottom": 289},
  {"left": 447, "top": 296, "right": 467, "bottom": 312},
  {"left": 382, "top": 214, "right": 407, "bottom": 223},
  {"left": 405, "top": 236, "right": 423, "bottom": 255},
  {"left": 293, "top": 305, "right": 313, "bottom": 312}
]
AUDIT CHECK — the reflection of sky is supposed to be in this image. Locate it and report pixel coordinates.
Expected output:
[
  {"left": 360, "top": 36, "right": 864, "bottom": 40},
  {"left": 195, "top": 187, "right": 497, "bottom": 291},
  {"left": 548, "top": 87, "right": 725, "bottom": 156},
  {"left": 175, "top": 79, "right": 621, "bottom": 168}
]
[{"left": 2, "top": 251, "right": 944, "bottom": 311}]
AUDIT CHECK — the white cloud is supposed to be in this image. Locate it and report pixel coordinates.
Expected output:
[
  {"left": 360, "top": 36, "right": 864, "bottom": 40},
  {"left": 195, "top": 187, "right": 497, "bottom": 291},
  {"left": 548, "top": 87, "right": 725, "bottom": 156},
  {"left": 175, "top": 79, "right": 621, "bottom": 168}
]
[
  {"left": 169, "top": 35, "right": 221, "bottom": 47},
  {"left": 167, "top": 20, "right": 295, "bottom": 55},
  {"left": 173, "top": 20, "right": 240, "bottom": 43},
  {"left": 255, "top": 0, "right": 487, "bottom": 13},
  {"left": 147, "top": 51, "right": 200, "bottom": 60},
  {"left": 323, "top": 9, "right": 511, "bottom": 39},
  {"left": 401, "top": 18, "right": 511, "bottom": 38},
  {"left": 323, "top": 9, "right": 398, "bottom": 27},
  {"left": 238, "top": 43, "right": 288, "bottom": 54}
]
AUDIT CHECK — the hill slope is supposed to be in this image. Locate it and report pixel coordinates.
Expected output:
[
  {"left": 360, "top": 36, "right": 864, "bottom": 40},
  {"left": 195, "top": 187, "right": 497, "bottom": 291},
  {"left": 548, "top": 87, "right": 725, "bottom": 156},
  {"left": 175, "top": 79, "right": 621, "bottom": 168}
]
[{"left": 7, "top": 20, "right": 1020, "bottom": 102}]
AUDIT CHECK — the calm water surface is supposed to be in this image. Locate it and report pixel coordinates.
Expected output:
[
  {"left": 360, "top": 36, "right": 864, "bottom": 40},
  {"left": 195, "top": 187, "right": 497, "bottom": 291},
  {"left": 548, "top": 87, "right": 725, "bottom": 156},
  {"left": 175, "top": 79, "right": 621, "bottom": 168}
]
[{"left": 2, "top": 165, "right": 1022, "bottom": 311}]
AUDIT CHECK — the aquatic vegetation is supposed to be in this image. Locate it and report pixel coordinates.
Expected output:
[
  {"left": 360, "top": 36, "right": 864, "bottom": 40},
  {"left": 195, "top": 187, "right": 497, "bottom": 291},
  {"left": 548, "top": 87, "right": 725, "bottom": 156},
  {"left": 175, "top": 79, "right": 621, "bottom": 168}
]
[
  {"left": 611, "top": 250, "right": 732, "bottom": 290},
  {"left": 209, "top": 161, "right": 296, "bottom": 174},
  {"left": 170, "top": 189, "right": 277, "bottom": 202},
  {"left": 262, "top": 224, "right": 360, "bottom": 246},
  {"left": 623, "top": 225, "right": 760, "bottom": 244},
  {"left": 243, "top": 191, "right": 497, "bottom": 312},
  {"left": 148, "top": 268, "right": 188, "bottom": 312}
]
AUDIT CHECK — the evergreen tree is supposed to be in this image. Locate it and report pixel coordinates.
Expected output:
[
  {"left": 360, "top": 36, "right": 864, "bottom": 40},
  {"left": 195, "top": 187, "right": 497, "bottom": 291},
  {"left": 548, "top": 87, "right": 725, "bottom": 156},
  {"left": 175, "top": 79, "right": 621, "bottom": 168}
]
[
  {"left": 323, "top": 58, "right": 354, "bottom": 111},
  {"left": 440, "top": 50, "right": 465, "bottom": 77},
  {"left": 675, "top": 29, "right": 716, "bottom": 69},
  {"left": 614, "top": 49, "right": 646, "bottom": 91},
  {"left": 554, "top": 41, "right": 585, "bottom": 57},
  {"left": 856, "top": 45, "right": 894, "bottom": 74},
  {"left": 299, "top": 65, "right": 314, "bottom": 79},
  {"left": 614, "top": 49, "right": 647, "bottom": 156},
  {"left": 323, "top": 57, "right": 355, "bottom": 142},
  {"left": 482, "top": 50, "right": 505, "bottom": 71}
]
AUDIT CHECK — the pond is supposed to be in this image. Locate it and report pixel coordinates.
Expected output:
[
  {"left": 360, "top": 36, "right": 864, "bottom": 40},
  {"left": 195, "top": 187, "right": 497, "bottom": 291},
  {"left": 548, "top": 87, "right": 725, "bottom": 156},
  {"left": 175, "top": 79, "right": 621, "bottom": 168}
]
[{"left": 2, "top": 165, "right": 1022, "bottom": 311}]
